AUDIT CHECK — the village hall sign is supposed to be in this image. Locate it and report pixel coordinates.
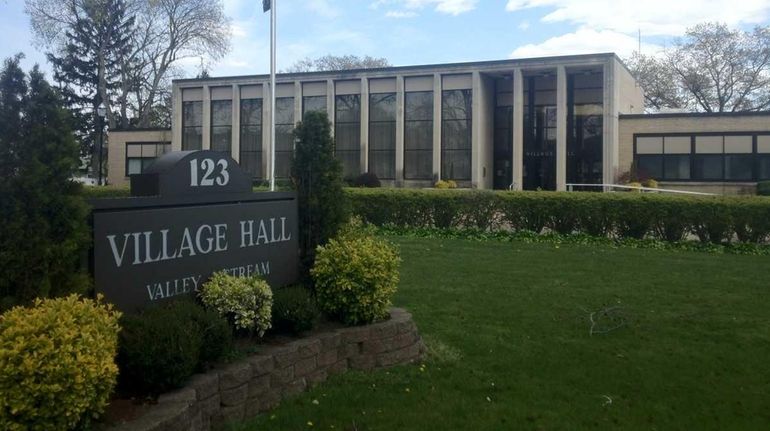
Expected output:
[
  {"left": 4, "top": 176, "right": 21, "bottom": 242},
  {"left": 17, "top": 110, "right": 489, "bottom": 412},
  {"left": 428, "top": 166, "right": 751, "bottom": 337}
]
[{"left": 90, "top": 150, "right": 299, "bottom": 311}]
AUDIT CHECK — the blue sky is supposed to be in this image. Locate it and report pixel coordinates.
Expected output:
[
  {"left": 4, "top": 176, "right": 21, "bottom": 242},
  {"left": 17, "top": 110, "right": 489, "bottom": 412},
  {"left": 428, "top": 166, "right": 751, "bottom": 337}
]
[{"left": 2, "top": 0, "right": 770, "bottom": 78}]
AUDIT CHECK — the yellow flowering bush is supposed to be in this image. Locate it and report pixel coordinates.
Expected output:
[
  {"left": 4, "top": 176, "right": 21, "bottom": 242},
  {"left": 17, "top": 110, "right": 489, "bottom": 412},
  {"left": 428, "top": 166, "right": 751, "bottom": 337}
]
[
  {"left": 434, "top": 179, "right": 458, "bottom": 189},
  {"left": 199, "top": 272, "right": 273, "bottom": 335},
  {"left": 312, "top": 219, "right": 401, "bottom": 325},
  {"left": 0, "top": 294, "right": 121, "bottom": 431}
]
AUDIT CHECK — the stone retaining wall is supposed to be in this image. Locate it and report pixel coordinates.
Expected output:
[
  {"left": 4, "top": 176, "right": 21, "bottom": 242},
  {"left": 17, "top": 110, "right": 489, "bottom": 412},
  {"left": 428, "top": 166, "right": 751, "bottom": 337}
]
[{"left": 108, "top": 308, "right": 424, "bottom": 431}]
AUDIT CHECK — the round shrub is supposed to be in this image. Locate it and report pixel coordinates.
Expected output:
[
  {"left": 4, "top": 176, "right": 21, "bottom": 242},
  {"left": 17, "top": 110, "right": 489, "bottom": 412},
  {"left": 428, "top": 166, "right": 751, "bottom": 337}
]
[
  {"left": 118, "top": 301, "right": 204, "bottom": 394},
  {"left": 434, "top": 179, "right": 457, "bottom": 189},
  {"left": 186, "top": 302, "right": 233, "bottom": 370},
  {"left": 758, "top": 181, "right": 770, "bottom": 196},
  {"left": 271, "top": 285, "right": 319, "bottom": 334},
  {"left": 199, "top": 272, "right": 273, "bottom": 335},
  {"left": 312, "top": 220, "right": 401, "bottom": 325},
  {"left": 0, "top": 295, "right": 121, "bottom": 431}
]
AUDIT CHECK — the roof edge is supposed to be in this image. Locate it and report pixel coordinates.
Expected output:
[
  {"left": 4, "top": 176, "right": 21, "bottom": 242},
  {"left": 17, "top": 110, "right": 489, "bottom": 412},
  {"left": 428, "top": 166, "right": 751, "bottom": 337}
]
[{"left": 620, "top": 111, "right": 770, "bottom": 120}]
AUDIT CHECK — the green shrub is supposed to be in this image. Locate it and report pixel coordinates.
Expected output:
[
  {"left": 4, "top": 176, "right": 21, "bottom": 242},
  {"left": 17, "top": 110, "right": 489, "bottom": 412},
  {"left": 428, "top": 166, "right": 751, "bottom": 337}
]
[
  {"left": 312, "top": 219, "right": 401, "bottom": 325},
  {"left": 352, "top": 172, "right": 382, "bottom": 188},
  {"left": 0, "top": 295, "right": 121, "bottom": 430},
  {"left": 189, "top": 303, "right": 233, "bottom": 369},
  {"left": 271, "top": 285, "right": 319, "bottom": 334},
  {"left": 345, "top": 189, "right": 770, "bottom": 245},
  {"left": 118, "top": 301, "right": 204, "bottom": 394},
  {"left": 199, "top": 272, "right": 273, "bottom": 335},
  {"left": 757, "top": 181, "right": 770, "bottom": 196}
]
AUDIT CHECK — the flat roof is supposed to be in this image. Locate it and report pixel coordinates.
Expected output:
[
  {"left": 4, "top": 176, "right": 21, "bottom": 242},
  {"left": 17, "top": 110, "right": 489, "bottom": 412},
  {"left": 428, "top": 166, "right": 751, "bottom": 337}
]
[
  {"left": 620, "top": 111, "right": 770, "bottom": 120},
  {"left": 174, "top": 52, "right": 626, "bottom": 84}
]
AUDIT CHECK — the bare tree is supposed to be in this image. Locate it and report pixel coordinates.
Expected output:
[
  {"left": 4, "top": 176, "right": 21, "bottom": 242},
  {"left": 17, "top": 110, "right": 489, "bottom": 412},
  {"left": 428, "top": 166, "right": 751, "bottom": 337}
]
[
  {"left": 284, "top": 55, "right": 391, "bottom": 73},
  {"left": 627, "top": 23, "right": 770, "bottom": 112},
  {"left": 25, "top": 0, "right": 231, "bottom": 128}
]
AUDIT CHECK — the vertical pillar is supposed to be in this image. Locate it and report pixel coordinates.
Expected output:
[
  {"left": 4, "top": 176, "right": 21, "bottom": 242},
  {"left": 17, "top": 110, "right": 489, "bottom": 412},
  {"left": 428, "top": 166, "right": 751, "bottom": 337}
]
[
  {"left": 294, "top": 81, "right": 302, "bottom": 126},
  {"left": 556, "top": 65, "right": 567, "bottom": 191},
  {"left": 171, "top": 85, "right": 183, "bottom": 151},
  {"left": 395, "top": 76, "right": 405, "bottom": 185},
  {"left": 202, "top": 85, "right": 211, "bottom": 150},
  {"left": 602, "top": 60, "right": 619, "bottom": 188},
  {"left": 231, "top": 84, "right": 240, "bottom": 162},
  {"left": 360, "top": 77, "right": 369, "bottom": 173},
  {"left": 327, "top": 79, "right": 336, "bottom": 136},
  {"left": 432, "top": 73, "right": 442, "bottom": 181},
  {"left": 512, "top": 69, "right": 524, "bottom": 190},
  {"left": 471, "top": 71, "right": 481, "bottom": 188},
  {"left": 262, "top": 83, "right": 271, "bottom": 180}
]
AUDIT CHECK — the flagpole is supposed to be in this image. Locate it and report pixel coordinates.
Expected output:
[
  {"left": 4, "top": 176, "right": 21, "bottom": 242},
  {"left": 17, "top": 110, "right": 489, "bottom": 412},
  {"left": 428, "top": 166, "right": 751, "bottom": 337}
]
[{"left": 269, "top": 0, "right": 277, "bottom": 191}]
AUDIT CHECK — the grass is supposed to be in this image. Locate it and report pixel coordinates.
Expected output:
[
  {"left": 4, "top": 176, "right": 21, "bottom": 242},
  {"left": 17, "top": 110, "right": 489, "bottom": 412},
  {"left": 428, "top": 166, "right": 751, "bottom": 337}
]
[{"left": 233, "top": 237, "right": 770, "bottom": 430}]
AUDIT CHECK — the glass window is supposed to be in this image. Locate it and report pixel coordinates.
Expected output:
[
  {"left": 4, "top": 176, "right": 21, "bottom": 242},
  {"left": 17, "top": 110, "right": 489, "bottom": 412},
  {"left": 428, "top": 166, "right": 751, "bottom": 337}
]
[
  {"left": 210, "top": 100, "right": 232, "bottom": 154},
  {"left": 759, "top": 156, "right": 770, "bottom": 180},
  {"left": 303, "top": 95, "right": 326, "bottom": 116},
  {"left": 182, "top": 101, "right": 202, "bottom": 151},
  {"left": 725, "top": 155, "right": 754, "bottom": 180},
  {"left": 369, "top": 93, "right": 396, "bottom": 180},
  {"left": 334, "top": 94, "right": 361, "bottom": 178},
  {"left": 663, "top": 155, "right": 691, "bottom": 180},
  {"left": 694, "top": 154, "right": 723, "bottom": 180},
  {"left": 635, "top": 155, "right": 663, "bottom": 179},
  {"left": 240, "top": 98, "right": 262, "bottom": 179},
  {"left": 404, "top": 91, "right": 433, "bottom": 180},
  {"left": 275, "top": 97, "right": 295, "bottom": 178},
  {"left": 441, "top": 89, "right": 472, "bottom": 181},
  {"left": 125, "top": 142, "right": 171, "bottom": 176}
]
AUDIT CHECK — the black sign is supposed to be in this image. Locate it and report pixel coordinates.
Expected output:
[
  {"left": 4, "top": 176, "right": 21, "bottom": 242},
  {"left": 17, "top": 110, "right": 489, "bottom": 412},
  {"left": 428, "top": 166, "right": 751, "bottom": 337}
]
[{"left": 91, "top": 151, "right": 298, "bottom": 311}]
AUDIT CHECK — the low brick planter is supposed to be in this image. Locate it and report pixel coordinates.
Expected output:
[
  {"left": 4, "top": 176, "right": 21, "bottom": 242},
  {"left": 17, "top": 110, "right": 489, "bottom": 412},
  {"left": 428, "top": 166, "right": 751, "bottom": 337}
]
[{"left": 106, "top": 308, "right": 424, "bottom": 431}]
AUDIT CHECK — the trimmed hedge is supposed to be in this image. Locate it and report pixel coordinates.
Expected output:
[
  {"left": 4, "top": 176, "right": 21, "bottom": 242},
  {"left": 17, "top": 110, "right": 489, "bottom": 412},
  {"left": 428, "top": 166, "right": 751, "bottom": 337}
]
[{"left": 346, "top": 189, "right": 770, "bottom": 244}]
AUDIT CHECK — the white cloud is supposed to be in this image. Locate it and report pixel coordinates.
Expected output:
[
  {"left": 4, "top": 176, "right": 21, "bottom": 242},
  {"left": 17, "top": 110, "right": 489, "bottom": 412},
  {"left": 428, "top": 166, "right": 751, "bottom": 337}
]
[
  {"left": 306, "top": 0, "right": 342, "bottom": 19},
  {"left": 505, "top": 0, "right": 770, "bottom": 36},
  {"left": 510, "top": 28, "right": 660, "bottom": 58},
  {"left": 372, "top": 0, "right": 478, "bottom": 16},
  {"left": 386, "top": 10, "right": 419, "bottom": 18},
  {"left": 517, "top": 20, "right": 530, "bottom": 30}
]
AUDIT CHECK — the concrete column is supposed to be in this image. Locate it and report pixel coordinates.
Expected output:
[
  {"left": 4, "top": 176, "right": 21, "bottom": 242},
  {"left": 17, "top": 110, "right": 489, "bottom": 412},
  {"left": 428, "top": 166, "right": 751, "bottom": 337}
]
[
  {"left": 602, "top": 60, "right": 619, "bottom": 187},
  {"left": 171, "top": 86, "right": 183, "bottom": 151},
  {"left": 556, "top": 65, "right": 568, "bottom": 191},
  {"left": 262, "top": 84, "right": 271, "bottom": 180},
  {"left": 395, "top": 76, "right": 405, "bottom": 185},
  {"left": 327, "top": 80, "right": 335, "bottom": 132},
  {"left": 512, "top": 69, "right": 524, "bottom": 190},
  {"left": 471, "top": 71, "right": 481, "bottom": 188},
  {"left": 231, "top": 84, "right": 240, "bottom": 162},
  {"left": 294, "top": 82, "right": 302, "bottom": 126},
  {"left": 360, "top": 77, "right": 369, "bottom": 173},
  {"left": 432, "top": 73, "right": 442, "bottom": 181},
  {"left": 202, "top": 85, "right": 211, "bottom": 150}
]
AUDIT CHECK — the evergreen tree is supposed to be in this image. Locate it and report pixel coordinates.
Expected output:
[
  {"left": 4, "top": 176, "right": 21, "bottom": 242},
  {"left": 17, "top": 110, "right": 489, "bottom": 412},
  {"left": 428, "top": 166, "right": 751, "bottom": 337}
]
[
  {"left": 291, "top": 111, "right": 350, "bottom": 281},
  {"left": 0, "top": 56, "right": 89, "bottom": 310},
  {"left": 47, "top": 0, "right": 135, "bottom": 175}
]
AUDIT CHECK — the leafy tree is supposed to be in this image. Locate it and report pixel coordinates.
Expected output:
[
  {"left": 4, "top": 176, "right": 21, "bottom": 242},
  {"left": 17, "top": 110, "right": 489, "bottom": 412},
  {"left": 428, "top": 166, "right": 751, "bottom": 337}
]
[
  {"left": 291, "top": 111, "right": 349, "bottom": 280},
  {"left": 627, "top": 23, "right": 770, "bottom": 112},
  {"left": 284, "top": 54, "right": 391, "bottom": 73},
  {"left": 0, "top": 55, "right": 89, "bottom": 310}
]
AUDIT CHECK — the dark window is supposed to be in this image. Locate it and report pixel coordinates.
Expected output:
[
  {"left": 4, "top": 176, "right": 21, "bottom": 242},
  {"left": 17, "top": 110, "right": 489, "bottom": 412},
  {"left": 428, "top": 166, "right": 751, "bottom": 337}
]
[
  {"left": 334, "top": 94, "right": 361, "bottom": 178},
  {"left": 693, "top": 154, "right": 723, "bottom": 180},
  {"left": 369, "top": 93, "right": 396, "bottom": 179},
  {"left": 759, "top": 155, "right": 770, "bottom": 180},
  {"left": 636, "top": 155, "right": 663, "bottom": 179},
  {"left": 441, "top": 89, "right": 472, "bottom": 181},
  {"left": 493, "top": 106, "right": 513, "bottom": 189},
  {"left": 275, "top": 97, "right": 294, "bottom": 178},
  {"left": 182, "top": 101, "right": 202, "bottom": 150},
  {"left": 664, "top": 155, "right": 691, "bottom": 180},
  {"left": 404, "top": 91, "right": 433, "bottom": 180},
  {"left": 210, "top": 100, "right": 232, "bottom": 154},
  {"left": 725, "top": 155, "right": 754, "bottom": 180},
  {"left": 303, "top": 95, "right": 326, "bottom": 116},
  {"left": 240, "top": 98, "right": 262, "bottom": 179},
  {"left": 125, "top": 142, "right": 171, "bottom": 176}
]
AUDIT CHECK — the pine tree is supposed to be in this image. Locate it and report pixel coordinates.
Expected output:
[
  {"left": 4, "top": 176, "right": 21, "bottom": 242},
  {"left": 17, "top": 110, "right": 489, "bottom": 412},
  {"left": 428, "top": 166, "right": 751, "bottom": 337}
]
[
  {"left": 0, "top": 56, "right": 89, "bottom": 310},
  {"left": 291, "top": 111, "right": 350, "bottom": 280},
  {"left": 47, "top": 0, "right": 135, "bottom": 177}
]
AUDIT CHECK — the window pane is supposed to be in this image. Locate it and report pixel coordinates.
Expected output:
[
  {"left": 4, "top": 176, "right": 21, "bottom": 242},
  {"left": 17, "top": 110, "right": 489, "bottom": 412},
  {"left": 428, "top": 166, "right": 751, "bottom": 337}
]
[
  {"left": 335, "top": 123, "right": 360, "bottom": 151},
  {"left": 370, "top": 150, "right": 395, "bottom": 179},
  {"left": 240, "top": 124, "right": 262, "bottom": 179},
  {"left": 694, "top": 155, "right": 723, "bottom": 180},
  {"left": 635, "top": 155, "right": 663, "bottom": 179},
  {"left": 369, "top": 93, "right": 396, "bottom": 180},
  {"left": 182, "top": 127, "right": 202, "bottom": 151},
  {"left": 241, "top": 99, "right": 262, "bottom": 125},
  {"left": 370, "top": 93, "right": 396, "bottom": 121},
  {"left": 275, "top": 97, "right": 294, "bottom": 125},
  {"left": 370, "top": 121, "right": 396, "bottom": 151},
  {"left": 182, "top": 101, "right": 202, "bottom": 126},
  {"left": 725, "top": 155, "right": 753, "bottom": 180},
  {"left": 405, "top": 91, "right": 434, "bottom": 180},
  {"left": 127, "top": 158, "right": 143, "bottom": 175},
  {"left": 211, "top": 100, "right": 232, "bottom": 126},
  {"left": 303, "top": 96, "right": 326, "bottom": 115},
  {"left": 759, "top": 156, "right": 770, "bottom": 180},
  {"left": 275, "top": 124, "right": 294, "bottom": 178},
  {"left": 664, "top": 155, "right": 690, "bottom": 180},
  {"left": 335, "top": 95, "right": 360, "bottom": 123},
  {"left": 404, "top": 150, "right": 432, "bottom": 180},
  {"left": 335, "top": 95, "right": 360, "bottom": 178},
  {"left": 441, "top": 89, "right": 471, "bottom": 181},
  {"left": 442, "top": 89, "right": 471, "bottom": 120},
  {"left": 211, "top": 126, "right": 231, "bottom": 153},
  {"left": 405, "top": 92, "right": 433, "bottom": 121}
]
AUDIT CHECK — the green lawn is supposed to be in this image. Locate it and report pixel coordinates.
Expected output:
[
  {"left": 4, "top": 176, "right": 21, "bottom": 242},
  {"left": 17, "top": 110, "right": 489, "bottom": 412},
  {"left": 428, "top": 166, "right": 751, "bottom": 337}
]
[{"left": 234, "top": 238, "right": 770, "bottom": 430}]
